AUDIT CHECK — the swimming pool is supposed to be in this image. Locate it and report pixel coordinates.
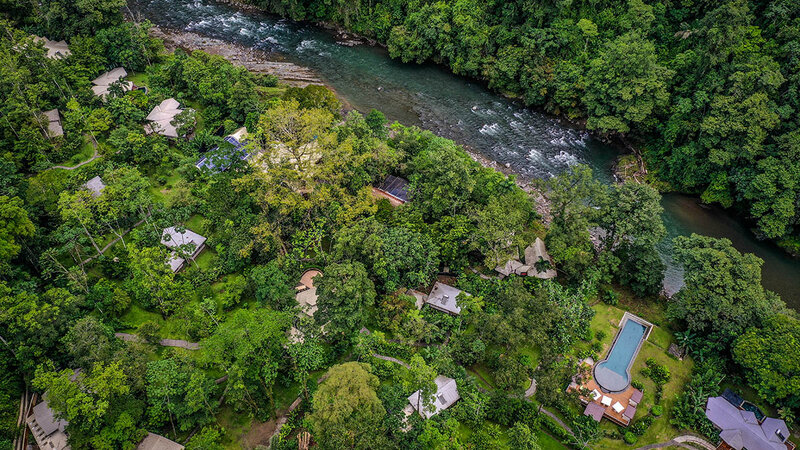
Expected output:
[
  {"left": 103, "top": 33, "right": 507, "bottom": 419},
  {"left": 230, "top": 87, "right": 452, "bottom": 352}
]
[{"left": 594, "top": 316, "right": 649, "bottom": 393}]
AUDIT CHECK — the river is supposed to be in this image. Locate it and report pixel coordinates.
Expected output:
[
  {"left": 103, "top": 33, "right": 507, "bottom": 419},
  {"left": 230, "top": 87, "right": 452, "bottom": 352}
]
[{"left": 128, "top": 0, "right": 800, "bottom": 308}]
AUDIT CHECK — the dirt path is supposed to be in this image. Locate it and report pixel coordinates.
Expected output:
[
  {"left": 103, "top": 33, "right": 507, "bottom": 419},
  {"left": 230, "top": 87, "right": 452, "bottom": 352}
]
[
  {"left": 115, "top": 332, "right": 200, "bottom": 350},
  {"left": 50, "top": 135, "right": 100, "bottom": 170}
]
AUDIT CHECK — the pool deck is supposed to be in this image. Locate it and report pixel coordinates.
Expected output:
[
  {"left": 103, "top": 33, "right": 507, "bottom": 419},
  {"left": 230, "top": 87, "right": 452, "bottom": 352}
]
[
  {"left": 568, "top": 311, "right": 653, "bottom": 427},
  {"left": 570, "top": 377, "right": 642, "bottom": 426}
]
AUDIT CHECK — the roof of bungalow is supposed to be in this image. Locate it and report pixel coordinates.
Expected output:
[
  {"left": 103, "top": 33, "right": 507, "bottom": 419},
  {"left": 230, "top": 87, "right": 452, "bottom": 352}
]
[
  {"left": 91, "top": 67, "right": 134, "bottom": 98},
  {"left": 43, "top": 109, "right": 64, "bottom": 137},
  {"left": 705, "top": 396, "right": 791, "bottom": 450},
  {"left": 376, "top": 175, "right": 410, "bottom": 203},
  {"left": 161, "top": 227, "right": 207, "bottom": 254},
  {"left": 145, "top": 98, "right": 183, "bottom": 139},
  {"left": 495, "top": 259, "right": 530, "bottom": 277},
  {"left": 196, "top": 128, "right": 253, "bottom": 172},
  {"left": 137, "top": 432, "right": 185, "bottom": 450},
  {"left": 296, "top": 288, "right": 318, "bottom": 316},
  {"left": 26, "top": 399, "right": 70, "bottom": 450},
  {"left": 408, "top": 376, "right": 461, "bottom": 419},
  {"left": 524, "top": 238, "right": 557, "bottom": 279},
  {"left": 83, "top": 176, "right": 106, "bottom": 198},
  {"left": 425, "top": 282, "right": 469, "bottom": 315},
  {"left": 33, "top": 36, "right": 71, "bottom": 59}
]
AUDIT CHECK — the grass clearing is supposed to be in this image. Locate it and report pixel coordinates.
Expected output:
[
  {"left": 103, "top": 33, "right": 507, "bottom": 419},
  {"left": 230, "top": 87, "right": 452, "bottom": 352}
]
[{"left": 588, "top": 302, "right": 694, "bottom": 449}]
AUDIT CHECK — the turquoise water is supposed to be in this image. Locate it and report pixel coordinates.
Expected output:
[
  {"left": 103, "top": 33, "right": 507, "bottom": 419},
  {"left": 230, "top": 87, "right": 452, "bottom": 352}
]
[
  {"left": 595, "top": 319, "right": 647, "bottom": 392},
  {"left": 127, "top": 0, "right": 800, "bottom": 309}
]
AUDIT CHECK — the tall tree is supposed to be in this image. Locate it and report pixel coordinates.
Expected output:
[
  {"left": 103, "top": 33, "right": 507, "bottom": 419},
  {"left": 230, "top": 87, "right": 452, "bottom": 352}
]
[
  {"left": 0, "top": 195, "right": 34, "bottom": 263},
  {"left": 315, "top": 261, "right": 376, "bottom": 336},
  {"left": 667, "top": 234, "right": 784, "bottom": 345},
  {"left": 733, "top": 315, "right": 800, "bottom": 408},
  {"left": 307, "top": 362, "right": 387, "bottom": 450},
  {"left": 201, "top": 308, "right": 290, "bottom": 418}
]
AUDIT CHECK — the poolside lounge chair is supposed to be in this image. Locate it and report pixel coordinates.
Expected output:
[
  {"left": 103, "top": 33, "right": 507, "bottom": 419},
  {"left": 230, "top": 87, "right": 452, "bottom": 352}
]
[
  {"left": 612, "top": 402, "right": 625, "bottom": 414},
  {"left": 591, "top": 389, "right": 602, "bottom": 401},
  {"left": 601, "top": 396, "right": 612, "bottom": 406}
]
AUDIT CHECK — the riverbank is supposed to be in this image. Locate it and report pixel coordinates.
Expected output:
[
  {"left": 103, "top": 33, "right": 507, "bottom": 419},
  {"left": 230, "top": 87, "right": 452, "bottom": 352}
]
[
  {"left": 129, "top": 0, "right": 800, "bottom": 308},
  {"left": 148, "top": 24, "right": 553, "bottom": 220},
  {"left": 149, "top": 26, "right": 322, "bottom": 86}
]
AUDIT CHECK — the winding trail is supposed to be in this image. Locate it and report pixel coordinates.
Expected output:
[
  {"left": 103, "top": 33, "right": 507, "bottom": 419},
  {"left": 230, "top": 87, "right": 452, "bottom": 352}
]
[
  {"left": 49, "top": 135, "right": 100, "bottom": 170},
  {"left": 537, "top": 406, "right": 574, "bottom": 436},
  {"left": 371, "top": 353, "right": 410, "bottom": 368},
  {"left": 115, "top": 332, "right": 200, "bottom": 350},
  {"left": 634, "top": 435, "right": 716, "bottom": 450}
]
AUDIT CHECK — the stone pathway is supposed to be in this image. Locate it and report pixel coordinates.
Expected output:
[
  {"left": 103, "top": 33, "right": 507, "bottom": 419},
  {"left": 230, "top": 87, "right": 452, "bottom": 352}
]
[
  {"left": 50, "top": 135, "right": 100, "bottom": 170},
  {"left": 115, "top": 333, "right": 200, "bottom": 350},
  {"left": 634, "top": 435, "right": 716, "bottom": 450},
  {"left": 371, "top": 354, "right": 410, "bottom": 369},
  {"left": 537, "top": 405, "right": 574, "bottom": 436}
]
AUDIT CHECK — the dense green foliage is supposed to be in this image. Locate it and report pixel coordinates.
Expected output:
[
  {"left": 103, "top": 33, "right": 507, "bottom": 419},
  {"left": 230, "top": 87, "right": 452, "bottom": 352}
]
[
  {"left": 3, "top": 0, "right": 800, "bottom": 447},
  {"left": 245, "top": 0, "right": 800, "bottom": 244}
]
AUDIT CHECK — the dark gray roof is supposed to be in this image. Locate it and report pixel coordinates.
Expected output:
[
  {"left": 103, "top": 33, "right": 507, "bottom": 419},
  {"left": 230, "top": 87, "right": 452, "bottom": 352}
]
[
  {"left": 376, "top": 175, "right": 409, "bottom": 203},
  {"left": 705, "top": 396, "right": 789, "bottom": 450},
  {"left": 630, "top": 389, "right": 643, "bottom": 404},
  {"left": 32, "top": 400, "right": 67, "bottom": 436},
  {"left": 722, "top": 388, "right": 744, "bottom": 408},
  {"left": 584, "top": 402, "right": 605, "bottom": 422},
  {"left": 623, "top": 403, "right": 637, "bottom": 419}
]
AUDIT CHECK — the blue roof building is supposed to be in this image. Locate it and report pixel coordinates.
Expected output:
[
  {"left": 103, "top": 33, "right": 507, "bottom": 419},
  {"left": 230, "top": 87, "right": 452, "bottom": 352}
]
[{"left": 196, "top": 128, "right": 252, "bottom": 172}]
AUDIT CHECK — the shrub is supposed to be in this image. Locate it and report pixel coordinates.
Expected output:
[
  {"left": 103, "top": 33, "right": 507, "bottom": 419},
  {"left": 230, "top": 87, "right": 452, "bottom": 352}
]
[
  {"left": 601, "top": 287, "right": 619, "bottom": 305},
  {"left": 631, "top": 380, "right": 644, "bottom": 391},
  {"left": 651, "top": 405, "right": 663, "bottom": 416},
  {"left": 643, "top": 358, "right": 671, "bottom": 386},
  {"left": 595, "top": 330, "right": 607, "bottom": 342},
  {"left": 539, "top": 415, "right": 570, "bottom": 441},
  {"left": 591, "top": 341, "right": 603, "bottom": 353},
  {"left": 624, "top": 431, "right": 637, "bottom": 444}
]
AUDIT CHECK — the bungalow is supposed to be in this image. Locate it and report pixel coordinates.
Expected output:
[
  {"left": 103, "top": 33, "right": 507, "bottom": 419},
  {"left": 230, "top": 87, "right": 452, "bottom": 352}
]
[
  {"left": 137, "top": 432, "right": 184, "bottom": 450},
  {"left": 160, "top": 227, "right": 207, "bottom": 273},
  {"left": 43, "top": 109, "right": 64, "bottom": 138},
  {"left": 33, "top": 36, "right": 71, "bottom": 59},
  {"left": 195, "top": 127, "right": 252, "bottom": 172},
  {"left": 83, "top": 176, "right": 106, "bottom": 198},
  {"left": 705, "top": 396, "right": 795, "bottom": 450},
  {"left": 372, "top": 175, "right": 410, "bottom": 206},
  {"left": 524, "top": 238, "right": 557, "bottom": 279},
  {"left": 406, "top": 375, "right": 461, "bottom": 419},
  {"left": 425, "top": 282, "right": 469, "bottom": 315},
  {"left": 290, "top": 269, "right": 323, "bottom": 343},
  {"left": 494, "top": 238, "right": 557, "bottom": 279},
  {"left": 26, "top": 399, "right": 70, "bottom": 450},
  {"left": 91, "top": 67, "right": 134, "bottom": 98},
  {"left": 145, "top": 98, "right": 184, "bottom": 139}
]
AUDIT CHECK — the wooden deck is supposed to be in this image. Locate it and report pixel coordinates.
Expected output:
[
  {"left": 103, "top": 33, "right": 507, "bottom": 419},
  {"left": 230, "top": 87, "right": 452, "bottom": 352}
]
[{"left": 572, "top": 377, "right": 641, "bottom": 426}]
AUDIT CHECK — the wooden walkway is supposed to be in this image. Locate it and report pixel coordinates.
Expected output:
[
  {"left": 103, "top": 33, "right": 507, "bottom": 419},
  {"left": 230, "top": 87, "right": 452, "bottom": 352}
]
[{"left": 115, "top": 332, "right": 200, "bottom": 350}]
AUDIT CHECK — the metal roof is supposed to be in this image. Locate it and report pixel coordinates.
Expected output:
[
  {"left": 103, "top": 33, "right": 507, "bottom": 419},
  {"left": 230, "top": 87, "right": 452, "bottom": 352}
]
[
  {"left": 705, "top": 396, "right": 790, "bottom": 450},
  {"left": 376, "top": 175, "right": 409, "bottom": 203},
  {"left": 408, "top": 376, "right": 460, "bottom": 419},
  {"left": 425, "top": 282, "right": 468, "bottom": 315},
  {"left": 196, "top": 131, "right": 252, "bottom": 172}
]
